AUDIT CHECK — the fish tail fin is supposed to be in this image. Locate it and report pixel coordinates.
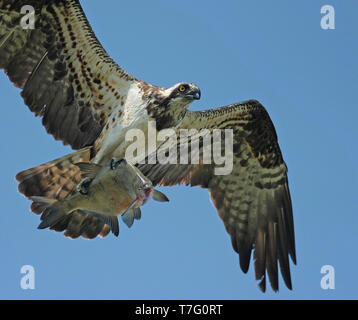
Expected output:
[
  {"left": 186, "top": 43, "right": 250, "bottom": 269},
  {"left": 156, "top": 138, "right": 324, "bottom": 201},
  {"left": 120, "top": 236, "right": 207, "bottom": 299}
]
[{"left": 29, "top": 196, "right": 68, "bottom": 230}]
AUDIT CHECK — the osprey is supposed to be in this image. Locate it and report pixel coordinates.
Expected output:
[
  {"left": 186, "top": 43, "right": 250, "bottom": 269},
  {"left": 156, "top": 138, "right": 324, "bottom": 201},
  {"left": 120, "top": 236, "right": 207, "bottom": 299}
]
[{"left": 0, "top": 0, "right": 296, "bottom": 292}]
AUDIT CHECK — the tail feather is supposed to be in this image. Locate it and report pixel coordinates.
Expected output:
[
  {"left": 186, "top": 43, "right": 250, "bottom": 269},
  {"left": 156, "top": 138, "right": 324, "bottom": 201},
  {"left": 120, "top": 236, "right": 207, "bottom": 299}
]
[
  {"left": 16, "top": 147, "right": 91, "bottom": 199},
  {"left": 77, "top": 214, "right": 110, "bottom": 239},
  {"left": 16, "top": 147, "right": 111, "bottom": 239},
  {"left": 63, "top": 211, "right": 87, "bottom": 239},
  {"left": 51, "top": 213, "right": 72, "bottom": 233}
]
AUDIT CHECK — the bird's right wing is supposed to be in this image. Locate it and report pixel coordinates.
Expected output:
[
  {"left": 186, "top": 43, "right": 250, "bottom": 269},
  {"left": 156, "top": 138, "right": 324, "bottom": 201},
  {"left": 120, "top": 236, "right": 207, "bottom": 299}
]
[{"left": 0, "top": 0, "right": 151, "bottom": 149}]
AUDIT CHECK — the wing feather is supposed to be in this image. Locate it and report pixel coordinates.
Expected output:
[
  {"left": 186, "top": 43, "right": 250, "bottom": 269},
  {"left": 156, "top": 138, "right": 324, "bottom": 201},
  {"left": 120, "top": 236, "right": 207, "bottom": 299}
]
[
  {"left": 0, "top": 0, "right": 146, "bottom": 149},
  {"left": 138, "top": 99, "right": 296, "bottom": 292}
]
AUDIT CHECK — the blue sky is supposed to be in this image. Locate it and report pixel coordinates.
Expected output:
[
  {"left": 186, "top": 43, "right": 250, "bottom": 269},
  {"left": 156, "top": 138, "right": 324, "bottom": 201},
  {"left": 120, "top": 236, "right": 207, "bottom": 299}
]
[{"left": 0, "top": 0, "right": 357, "bottom": 299}]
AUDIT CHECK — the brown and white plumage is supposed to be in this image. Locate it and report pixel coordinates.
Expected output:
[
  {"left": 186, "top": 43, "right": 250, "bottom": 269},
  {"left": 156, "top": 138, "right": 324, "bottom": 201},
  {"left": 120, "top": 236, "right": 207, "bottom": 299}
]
[
  {"left": 1, "top": 0, "right": 198, "bottom": 236},
  {"left": 1, "top": 0, "right": 296, "bottom": 291},
  {"left": 138, "top": 100, "right": 296, "bottom": 292},
  {"left": 0, "top": 0, "right": 138, "bottom": 149},
  {"left": 0, "top": 0, "right": 138, "bottom": 238}
]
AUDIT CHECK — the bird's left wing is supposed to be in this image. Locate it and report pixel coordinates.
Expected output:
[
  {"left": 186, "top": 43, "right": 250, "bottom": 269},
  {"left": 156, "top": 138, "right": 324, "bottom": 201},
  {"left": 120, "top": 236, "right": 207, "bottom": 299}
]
[{"left": 138, "top": 99, "right": 296, "bottom": 292}]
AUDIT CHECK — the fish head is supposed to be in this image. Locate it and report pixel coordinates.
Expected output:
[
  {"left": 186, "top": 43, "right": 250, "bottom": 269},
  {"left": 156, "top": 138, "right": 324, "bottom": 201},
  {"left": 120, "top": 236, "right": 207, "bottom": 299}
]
[
  {"left": 109, "top": 158, "right": 169, "bottom": 208},
  {"left": 109, "top": 158, "right": 154, "bottom": 205},
  {"left": 136, "top": 181, "right": 154, "bottom": 206}
]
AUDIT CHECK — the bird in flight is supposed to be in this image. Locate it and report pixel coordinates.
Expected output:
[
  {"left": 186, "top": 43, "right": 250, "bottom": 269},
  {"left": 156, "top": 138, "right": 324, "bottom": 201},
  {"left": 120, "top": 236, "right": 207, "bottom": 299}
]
[{"left": 0, "top": 0, "right": 296, "bottom": 292}]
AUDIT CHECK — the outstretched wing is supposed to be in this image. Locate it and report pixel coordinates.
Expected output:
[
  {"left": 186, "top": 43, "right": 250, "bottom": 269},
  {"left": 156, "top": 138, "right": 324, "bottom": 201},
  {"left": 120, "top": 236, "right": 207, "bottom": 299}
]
[
  {"left": 138, "top": 99, "right": 296, "bottom": 292},
  {"left": 0, "top": 0, "right": 143, "bottom": 149}
]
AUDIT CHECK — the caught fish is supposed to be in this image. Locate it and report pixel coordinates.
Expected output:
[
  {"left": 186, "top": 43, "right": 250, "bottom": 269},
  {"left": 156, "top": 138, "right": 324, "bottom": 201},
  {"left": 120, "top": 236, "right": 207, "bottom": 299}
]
[{"left": 30, "top": 158, "right": 169, "bottom": 236}]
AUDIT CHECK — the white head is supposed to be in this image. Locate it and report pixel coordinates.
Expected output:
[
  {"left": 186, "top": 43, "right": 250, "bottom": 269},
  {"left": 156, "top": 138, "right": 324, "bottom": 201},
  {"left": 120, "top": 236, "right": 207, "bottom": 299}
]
[{"left": 148, "top": 82, "right": 201, "bottom": 130}]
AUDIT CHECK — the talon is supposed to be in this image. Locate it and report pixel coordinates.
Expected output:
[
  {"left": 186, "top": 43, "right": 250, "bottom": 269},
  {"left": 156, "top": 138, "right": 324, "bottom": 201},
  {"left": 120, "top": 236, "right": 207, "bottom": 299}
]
[
  {"left": 77, "top": 178, "right": 93, "bottom": 195},
  {"left": 110, "top": 158, "right": 127, "bottom": 170},
  {"left": 110, "top": 158, "right": 117, "bottom": 170}
]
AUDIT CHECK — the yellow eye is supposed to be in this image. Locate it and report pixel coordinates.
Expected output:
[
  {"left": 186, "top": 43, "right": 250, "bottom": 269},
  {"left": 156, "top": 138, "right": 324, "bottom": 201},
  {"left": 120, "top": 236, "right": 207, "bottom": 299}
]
[{"left": 179, "top": 85, "right": 186, "bottom": 92}]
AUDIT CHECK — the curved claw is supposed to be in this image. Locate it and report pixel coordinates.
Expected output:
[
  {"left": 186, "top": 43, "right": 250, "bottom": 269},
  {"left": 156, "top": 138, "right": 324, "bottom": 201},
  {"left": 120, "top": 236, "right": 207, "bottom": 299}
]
[
  {"left": 110, "top": 158, "right": 127, "bottom": 170},
  {"left": 77, "top": 177, "right": 93, "bottom": 195}
]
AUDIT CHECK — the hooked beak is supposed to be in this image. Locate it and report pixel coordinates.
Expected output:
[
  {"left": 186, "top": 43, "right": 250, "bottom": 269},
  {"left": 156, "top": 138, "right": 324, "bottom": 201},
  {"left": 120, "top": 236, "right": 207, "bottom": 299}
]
[{"left": 187, "top": 87, "right": 201, "bottom": 100}]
